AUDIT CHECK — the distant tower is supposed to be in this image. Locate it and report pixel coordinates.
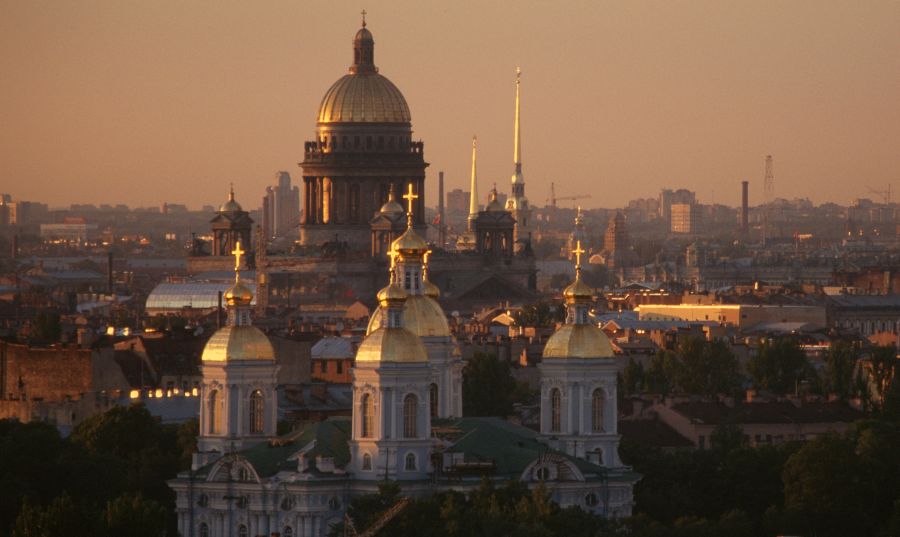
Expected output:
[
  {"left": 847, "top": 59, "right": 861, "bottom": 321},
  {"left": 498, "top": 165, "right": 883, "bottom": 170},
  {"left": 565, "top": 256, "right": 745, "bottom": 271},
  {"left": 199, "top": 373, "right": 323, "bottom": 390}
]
[
  {"left": 764, "top": 155, "right": 774, "bottom": 204},
  {"left": 506, "top": 67, "right": 532, "bottom": 247},
  {"left": 438, "top": 171, "right": 446, "bottom": 248},
  {"left": 740, "top": 180, "right": 749, "bottom": 237},
  {"left": 467, "top": 136, "right": 479, "bottom": 232}
]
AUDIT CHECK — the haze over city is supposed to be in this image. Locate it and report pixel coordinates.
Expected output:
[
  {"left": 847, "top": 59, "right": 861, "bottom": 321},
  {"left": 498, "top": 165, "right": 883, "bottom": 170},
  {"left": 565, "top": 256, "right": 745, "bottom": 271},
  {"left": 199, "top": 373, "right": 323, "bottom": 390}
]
[{"left": 2, "top": 0, "right": 899, "bottom": 209}]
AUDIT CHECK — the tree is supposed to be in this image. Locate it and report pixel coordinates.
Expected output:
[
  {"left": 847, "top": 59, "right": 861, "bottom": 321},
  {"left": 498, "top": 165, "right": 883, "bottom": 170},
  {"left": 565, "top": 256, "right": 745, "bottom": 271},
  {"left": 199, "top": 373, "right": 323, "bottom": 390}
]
[
  {"left": 622, "top": 358, "right": 645, "bottom": 396},
  {"left": 782, "top": 434, "right": 865, "bottom": 537},
  {"left": 824, "top": 340, "right": 857, "bottom": 399},
  {"left": 462, "top": 353, "right": 519, "bottom": 417},
  {"left": 747, "top": 338, "right": 809, "bottom": 394},
  {"left": 30, "top": 311, "right": 61, "bottom": 344},
  {"left": 513, "top": 302, "right": 564, "bottom": 329},
  {"left": 669, "top": 338, "right": 740, "bottom": 396},
  {"left": 868, "top": 344, "right": 898, "bottom": 410},
  {"left": 102, "top": 493, "right": 167, "bottom": 537},
  {"left": 644, "top": 351, "right": 671, "bottom": 395}
]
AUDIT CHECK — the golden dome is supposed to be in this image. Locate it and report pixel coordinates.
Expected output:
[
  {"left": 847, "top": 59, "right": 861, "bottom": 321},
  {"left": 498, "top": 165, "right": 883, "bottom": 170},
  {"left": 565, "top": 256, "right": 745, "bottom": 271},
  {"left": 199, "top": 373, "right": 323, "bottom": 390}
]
[
  {"left": 563, "top": 276, "right": 593, "bottom": 301},
  {"left": 317, "top": 74, "right": 411, "bottom": 124},
  {"left": 376, "top": 281, "right": 406, "bottom": 306},
  {"left": 543, "top": 324, "right": 614, "bottom": 360},
  {"left": 356, "top": 327, "right": 428, "bottom": 363},
  {"left": 392, "top": 227, "right": 428, "bottom": 254},
  {"left": 486, "top": 190, "right": 505, "bottom": 212},
  {"left": 224, "top": 280, "right": 254, "bottom": 306},
  {"left": 366, "top": 295, "right": 450, "bottom": 337},
  {"left": 423, "top": 279, "right": 441, "bottom": 299},
  {"left": 202, "top": 325, "right": 275, "bottom": 362}
]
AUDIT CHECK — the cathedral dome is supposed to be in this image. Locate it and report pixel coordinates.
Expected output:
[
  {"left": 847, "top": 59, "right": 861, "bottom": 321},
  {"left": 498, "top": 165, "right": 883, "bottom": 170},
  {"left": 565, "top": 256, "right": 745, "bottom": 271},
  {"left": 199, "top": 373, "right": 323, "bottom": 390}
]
[
  {"left": 219, "top": 187, "right": 243, "bottom": 213},
  {"left": 563, "top": 277, "right": 593, "bottom": 301},
  {"left": 201, "top": 325, "right": 275, "bottom": 362},
  {"left": 392, "top": 226, "right": 428, "bottom": 254},
  {"left": 356, "top": 326, "right": 428, "bottom": 363},
  {"left": 316, "top": 24, "right": 411, "bottom": 125},
  {"left": 366, "top": 294, "right": 450, "bottom": 337},
  {"left": 224, "top": 280, "right": 254, "bottom": 306},
  {"left": 543, "top": 324, "right": 614, "bottom": 360}
]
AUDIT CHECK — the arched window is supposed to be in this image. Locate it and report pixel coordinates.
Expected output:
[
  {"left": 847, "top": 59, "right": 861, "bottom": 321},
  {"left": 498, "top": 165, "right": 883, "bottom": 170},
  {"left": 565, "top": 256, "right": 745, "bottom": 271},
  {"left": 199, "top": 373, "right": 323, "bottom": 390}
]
[
  {"left": 550, "top": 388, "right": 562, "bottom": 433},
  {"left": 249, "top": 390, "right": 264, "bottom": 434},
  {"left": 199, "top": 523, "right": 209, "bottom": 537},
  {"left": 592, "top": 388, "right": 605, "bottom": 433},
  {"left": 429, "top": 383, "right": 439, "bottom": 419},
  {"left": 361, "top": 394, "right": 373, "bottom": 438},
  {"left": 405, "top": 452, "right": 417, "bottom": 471},
  {"left": 362, "top": 453, "right": 372, "bottom": 471},
  {"left": 208, "top": 389, "right": 223, "bottom": 434},
  {"left": 284, "top": 527, "right": 294, "bottom": 537},
  {"left": 238, "top": 524, "right": 248, "bottom": 537},
  {"left": 403, "top": 394, "right": 418, "bottom": 438}
]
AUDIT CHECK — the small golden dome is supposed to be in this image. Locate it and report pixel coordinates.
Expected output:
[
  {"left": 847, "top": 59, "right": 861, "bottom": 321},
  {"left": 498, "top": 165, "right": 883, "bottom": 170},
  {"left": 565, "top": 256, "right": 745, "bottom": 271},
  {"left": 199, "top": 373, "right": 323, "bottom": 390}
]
[
  {"left": 423, "top": 279, "right": 441, "bottom": 299},
  {"left": 392, "top": 227, "right": 428, "bottom": 255},
  {"left": 367, "top": 295, "right": 450, "bottom": 337},
  {"left": 224, "top": 280, "right": 254, "bottom": 306},
  {"left": 376, "top": 281, "right": 406, "bottom": 306},
  {"left": 543, "top": 324, "right": 614, "bottom": 360},
  {"left": 356, "top": 327, "right": 428, "bottom": 363},
  {"left": 316, "top": 74, "right": 411, "bottom": 124},
  {"left": 202, "top": 325, "right": 275, "bottom": 362},
  {"left": 563, "top": 276, "right": 593, "bottom": 301},
  {"left": 486, "top": 190, "right": 504, "bottom": 212}
]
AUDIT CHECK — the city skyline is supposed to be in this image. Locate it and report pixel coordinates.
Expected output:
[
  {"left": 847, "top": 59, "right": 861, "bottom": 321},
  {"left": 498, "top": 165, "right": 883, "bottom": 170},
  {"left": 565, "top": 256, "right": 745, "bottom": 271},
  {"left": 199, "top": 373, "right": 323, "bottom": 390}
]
[{"left": 2, "top": 1, "right": 899, "bottom": 209}]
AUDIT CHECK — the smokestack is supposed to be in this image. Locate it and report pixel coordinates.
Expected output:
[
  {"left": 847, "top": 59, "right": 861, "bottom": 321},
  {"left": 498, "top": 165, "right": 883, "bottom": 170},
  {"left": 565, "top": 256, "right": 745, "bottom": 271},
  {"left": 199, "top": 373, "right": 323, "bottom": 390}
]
[
  {"left": 438, "top": 171, "right": 445, "bottom": 247},
  {"left": 107, "top": 251, "right": 114, "bottom": 294},
  {"left": 740, "top": 180, "right": 749, "bottom": 237}
]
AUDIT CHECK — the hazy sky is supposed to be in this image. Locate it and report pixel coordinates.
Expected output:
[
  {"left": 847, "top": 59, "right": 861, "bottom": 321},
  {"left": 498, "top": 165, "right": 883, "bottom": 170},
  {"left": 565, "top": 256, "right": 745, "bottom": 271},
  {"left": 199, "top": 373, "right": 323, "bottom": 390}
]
[{"left": 2, "top": 1, "right": 899, "bottom": 210}]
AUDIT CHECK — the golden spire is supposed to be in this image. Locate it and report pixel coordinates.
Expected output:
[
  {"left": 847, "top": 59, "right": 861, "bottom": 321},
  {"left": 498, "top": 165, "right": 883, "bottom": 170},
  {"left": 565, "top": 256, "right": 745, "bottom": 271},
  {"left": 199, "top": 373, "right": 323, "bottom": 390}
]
[
  {"left": 229, "top": 182, "right": 235, "bottom": 201},
  {"left": 512, "top": 67, "right": 523, "bottom": 183},
  {"left": 468, "top": 136, "right": 479, "bottom": 222}
]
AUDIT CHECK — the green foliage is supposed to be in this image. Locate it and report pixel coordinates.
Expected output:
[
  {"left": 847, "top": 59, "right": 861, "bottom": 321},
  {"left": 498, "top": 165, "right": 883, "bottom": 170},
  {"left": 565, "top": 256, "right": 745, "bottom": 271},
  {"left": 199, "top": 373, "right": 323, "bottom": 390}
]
[
  {"left": 622, "top": 358, "right": 645, "bottom": 396},
  {"left": 667, "top": 338, "right": 741, "bottom": 396},
  {"left": 463, "top": 353, "right": 521, "bottom": 417},
  {"left": 824, "top": 340, "right": 858, "bottom": 399},
  {"left": 747, "top": 338, "right": 810, "bottom": 394},
  {"left": 513, "top": 302, "right": 565, "bottom": 328},
  {"left": 644, "top": 352, "right": 671, "bottom": 394},
  {"left": 102, "top": 493, "right": 167, "bottom": 537}
]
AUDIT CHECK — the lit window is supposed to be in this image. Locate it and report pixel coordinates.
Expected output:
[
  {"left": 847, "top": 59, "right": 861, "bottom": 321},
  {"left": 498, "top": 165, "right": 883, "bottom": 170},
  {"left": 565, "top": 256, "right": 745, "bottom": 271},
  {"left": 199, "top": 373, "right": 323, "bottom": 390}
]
[
  {"left": 361, "top": 394, "right": 373, "bottom": 438},
  {"left": 208, "top": 389, "right": 224, "bottom": 434}
]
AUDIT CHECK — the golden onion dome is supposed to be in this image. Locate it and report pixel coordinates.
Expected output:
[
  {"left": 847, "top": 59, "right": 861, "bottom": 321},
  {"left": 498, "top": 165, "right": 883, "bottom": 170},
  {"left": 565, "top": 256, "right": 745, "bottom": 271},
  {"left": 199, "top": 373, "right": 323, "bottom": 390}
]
[
  {"left": 366, "top": 295, "right": 450, "bottom": 337},
  {"left": 376, "top": 281, "right": 406, "bottom": 307},
  {"left": 392, "top": 227, "right": 428, "bottom": 255},
  {"left": 317, "top": 74, "right": 410, "bottom": 124},
  {"left": 543, "top": 324, "right": 614, "bottom": 360},
  {"left": 563, "top": 276, "right": 593, "bottom": 301},
  {"left": 379, "top": 194, "right": 404, "bottom": 216},
  {"left": 356, "top": 327, "right": 428, "bottom": 363},
  {"left": 224, "top": 280, "right": 254, "bottom": 306},
  {"left": 201, "top": 325, "right": 275, "bottom": 362},
  {"left": 423, "top": 279, "right": 441, "bottom": 299}
]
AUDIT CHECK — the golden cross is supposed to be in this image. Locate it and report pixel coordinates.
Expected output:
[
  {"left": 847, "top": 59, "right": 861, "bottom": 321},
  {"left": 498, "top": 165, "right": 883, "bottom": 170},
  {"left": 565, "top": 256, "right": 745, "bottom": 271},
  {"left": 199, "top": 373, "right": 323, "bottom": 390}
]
[
  {"left": 387, "top": 247, "right": 399, "bottom": 270},
  {"left": 231, "top": 241, "right": 245, "bottom": 272},
  {"left": 572, "top": 240, "right": 585, "bottom": 268},
  {"left": 402, "top": 183, "right": 418, "bottom": 215},
  {"left": 361, "top": 9, "right": 367, "bottom": 27}
]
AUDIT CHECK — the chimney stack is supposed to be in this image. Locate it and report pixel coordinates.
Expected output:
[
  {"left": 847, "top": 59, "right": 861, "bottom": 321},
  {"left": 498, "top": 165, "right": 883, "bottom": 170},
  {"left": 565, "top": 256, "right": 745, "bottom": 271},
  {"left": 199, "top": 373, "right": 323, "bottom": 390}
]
[{"left": 740, "top": 180, "right": 749, "bottom": 237}]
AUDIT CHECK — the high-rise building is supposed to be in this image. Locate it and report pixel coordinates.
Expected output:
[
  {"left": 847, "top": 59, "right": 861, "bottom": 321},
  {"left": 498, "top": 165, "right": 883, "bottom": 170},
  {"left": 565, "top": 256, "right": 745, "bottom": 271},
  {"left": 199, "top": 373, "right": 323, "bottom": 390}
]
[
  {"left": 261, "top": 171, "right": 301, "bottom": 240},
  {"left": 670, "top": 202, "right": 701, "bottom": 234},
  {"left": 446, "top": 189, "right": 470, "bottom": 215}
]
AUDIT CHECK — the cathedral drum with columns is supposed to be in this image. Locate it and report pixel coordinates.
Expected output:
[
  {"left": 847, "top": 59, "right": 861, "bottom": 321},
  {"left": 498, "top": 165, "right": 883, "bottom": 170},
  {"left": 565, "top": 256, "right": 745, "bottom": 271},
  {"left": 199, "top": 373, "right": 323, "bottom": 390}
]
[{"left": 299, "top": 17, "right": 427, "bottom": 251}]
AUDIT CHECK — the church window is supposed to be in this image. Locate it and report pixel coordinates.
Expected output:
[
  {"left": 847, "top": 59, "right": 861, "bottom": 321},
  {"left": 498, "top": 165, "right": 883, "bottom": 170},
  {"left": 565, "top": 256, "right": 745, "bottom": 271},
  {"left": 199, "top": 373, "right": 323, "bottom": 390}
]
[
  {"left": 362, "top": 453, "right": 372, "bottom": 470},
  {"left": 366, "top": 136, "right": 373, "bottom": 150},
  {"left": 405, "top": 452, "right": 417, "bottom": 471},
  {"left": 208, "top": 389, "right": 224, "bottom": 434},
  {"left": 237, "top": 466, "right": 250, "bottom": 481},
  {"left": 354, "top": 136, "right": 360, "bottom": 148},
  {"left": 550, "top": 388, "right": 561, "bottom": 432},
  {"left": 585, "top": 492, "right": 599, "bottom": 507},
  {"left": 429, "top": 383, "right": 438, "bottom": 418},
  {"left": 403, "top": 394, "right": 418, "bottom": 438},
  {"left": 281, "top": 497, "right": 294, "bottom": 511},
  {"left": 591, "top": 389, "right": 605, "bottom": 433},
  {"left": 197, "top": 494, "right": 209, "bottom": 507},
  {"left": 404, "top": 271, "right": 411, "bottom": 290},
  {"left": 238, "top": 524, "right": 248, "bottom": 537},
  {"left": 328, "top": 496, "right": 341, "bottom": 510},
  {"left": 249, "top": 390, "right": 265, "bottom": 434},
  {"left": 199, "top": 523, "right": 209, "bottom": 537},
  {"left": 236, "top": 496, "right": 248, "bottom": 509},
  {"left": 361, "top": 394, "right": 374, "bottom": 438},
  {"left": 535, "top": 466, "right": 550, "bottom": 481},
  {"left": 377, "top": 135, "right": 384, "bottom": 149},
  {"left": 284, "top": 527, "right": 294, "bottom": 537}
]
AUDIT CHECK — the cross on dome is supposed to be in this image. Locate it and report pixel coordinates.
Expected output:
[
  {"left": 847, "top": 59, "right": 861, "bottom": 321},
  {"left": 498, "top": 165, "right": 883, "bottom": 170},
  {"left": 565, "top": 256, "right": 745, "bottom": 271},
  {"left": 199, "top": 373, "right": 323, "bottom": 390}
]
[
  {"left": 361, "top": 9, "right": 367, "bottom": 27},
  {"left": 402, "top": 183, "right": 418, "bottom": 226},
  {"left": 572, "top": 240, "right": 585, "bottom": 271},
  {"left": 232, "top": 241, "right": 245, "bottom": 275}
]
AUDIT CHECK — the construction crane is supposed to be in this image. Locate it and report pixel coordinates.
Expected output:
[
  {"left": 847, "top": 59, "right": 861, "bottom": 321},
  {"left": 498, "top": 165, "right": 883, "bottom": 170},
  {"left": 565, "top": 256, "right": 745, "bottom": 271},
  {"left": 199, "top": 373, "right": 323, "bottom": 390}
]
[
  {"left": 547, "top": 182, "right": 591, "bottom": 209},
  {"left": 343, "top": 496, "right": 412, "bottom": 537},
  {"left": 867, "top": 184, "right": 892, "bottom": 205}
]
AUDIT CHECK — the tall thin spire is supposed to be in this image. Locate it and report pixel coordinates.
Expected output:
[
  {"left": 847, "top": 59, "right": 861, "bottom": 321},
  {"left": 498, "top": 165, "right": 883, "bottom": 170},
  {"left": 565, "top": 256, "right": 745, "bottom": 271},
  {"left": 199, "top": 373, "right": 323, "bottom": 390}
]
[
  {"left": 512, "top": 67, "right": 523, "bottom": 184},
  {"left": 468, "top": 136, "right": 479, "bottom": 231}
]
